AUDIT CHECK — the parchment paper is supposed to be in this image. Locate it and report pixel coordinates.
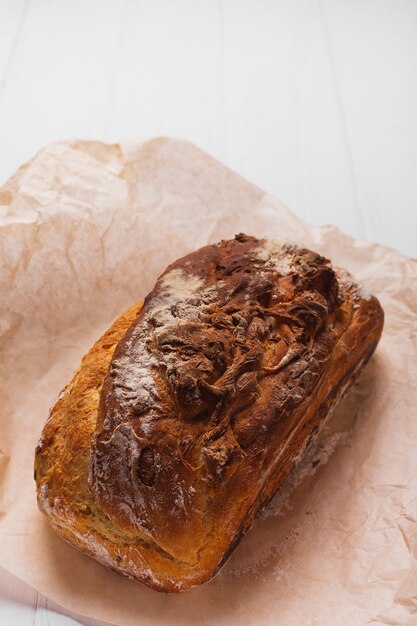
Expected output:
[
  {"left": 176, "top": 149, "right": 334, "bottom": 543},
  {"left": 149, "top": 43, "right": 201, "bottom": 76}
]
[{"left": 0, "top": 138, "right": 416, "bottom": 626}]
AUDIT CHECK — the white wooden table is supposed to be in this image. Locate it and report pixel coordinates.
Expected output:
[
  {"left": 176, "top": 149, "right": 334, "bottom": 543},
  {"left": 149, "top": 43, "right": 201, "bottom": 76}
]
[{"left": 0, "top": 1, "right": 416, "bottom": 624}]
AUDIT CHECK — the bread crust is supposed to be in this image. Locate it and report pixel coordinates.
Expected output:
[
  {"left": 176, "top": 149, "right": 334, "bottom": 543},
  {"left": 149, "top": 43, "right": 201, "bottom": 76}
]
[{"left": 35, "top": 235, "right": 384, "bottom": 592}]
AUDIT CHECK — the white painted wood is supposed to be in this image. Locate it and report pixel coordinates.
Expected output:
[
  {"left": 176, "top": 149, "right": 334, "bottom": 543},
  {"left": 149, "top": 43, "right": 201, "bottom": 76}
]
[
  {"left": 0, "top": 0, "right": 29, "bottom": 81},
  {"left": 0, "top": 0, "right": 124, "bottom": 174},
  {"left": 0, "top": 1, "right": 416, "bottom": 624},
  {"left": 321, "top": 0, "right": 417, "bottom": 257},
  {"left": 0, "top": 0, "right": 416, "bottom": 255}
]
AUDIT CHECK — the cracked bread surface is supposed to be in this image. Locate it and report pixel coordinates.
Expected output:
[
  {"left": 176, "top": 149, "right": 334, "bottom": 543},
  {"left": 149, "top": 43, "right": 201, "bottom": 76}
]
[{"left": 35, "top": 234, "right": 384, "bottom": 592}]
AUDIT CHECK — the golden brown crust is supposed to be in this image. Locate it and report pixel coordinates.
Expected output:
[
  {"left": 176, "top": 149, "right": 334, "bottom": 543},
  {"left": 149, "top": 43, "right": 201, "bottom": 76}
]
[{"left": 34, "top": 235, "right": 384, "bottom": 592}]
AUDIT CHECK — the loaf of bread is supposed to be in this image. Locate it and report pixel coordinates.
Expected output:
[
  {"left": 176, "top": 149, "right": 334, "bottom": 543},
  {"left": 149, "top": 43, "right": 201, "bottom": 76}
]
[{"left": 34, "top": 234, "right": 384, "bottom": 592}]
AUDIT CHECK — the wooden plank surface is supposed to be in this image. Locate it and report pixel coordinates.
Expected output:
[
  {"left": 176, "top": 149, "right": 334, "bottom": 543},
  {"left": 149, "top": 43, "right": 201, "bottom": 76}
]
[
  {"left": 0, "top": 0, "right": 416, "bottom": 257},
  {"left": 0, "top": 1, "right": 416, "bottom": 625}
]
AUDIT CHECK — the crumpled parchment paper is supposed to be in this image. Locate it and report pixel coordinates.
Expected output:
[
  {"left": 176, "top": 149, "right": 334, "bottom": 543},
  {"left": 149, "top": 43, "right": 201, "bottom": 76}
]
[{"left": 0, "top": 138, "right": 416, "bottom": 626}]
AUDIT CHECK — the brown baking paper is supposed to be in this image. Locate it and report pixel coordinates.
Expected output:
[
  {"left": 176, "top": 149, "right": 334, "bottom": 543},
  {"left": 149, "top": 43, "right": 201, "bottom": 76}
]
[{"left": 0, "top": 138, "right": 416, "bottom": 626}]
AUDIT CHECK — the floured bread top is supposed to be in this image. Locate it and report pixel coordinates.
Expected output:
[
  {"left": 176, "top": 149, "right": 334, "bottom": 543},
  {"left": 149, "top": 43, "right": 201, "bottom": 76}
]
[{"left": 90, "top": 234, "right": 344, "bottom": 563}]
